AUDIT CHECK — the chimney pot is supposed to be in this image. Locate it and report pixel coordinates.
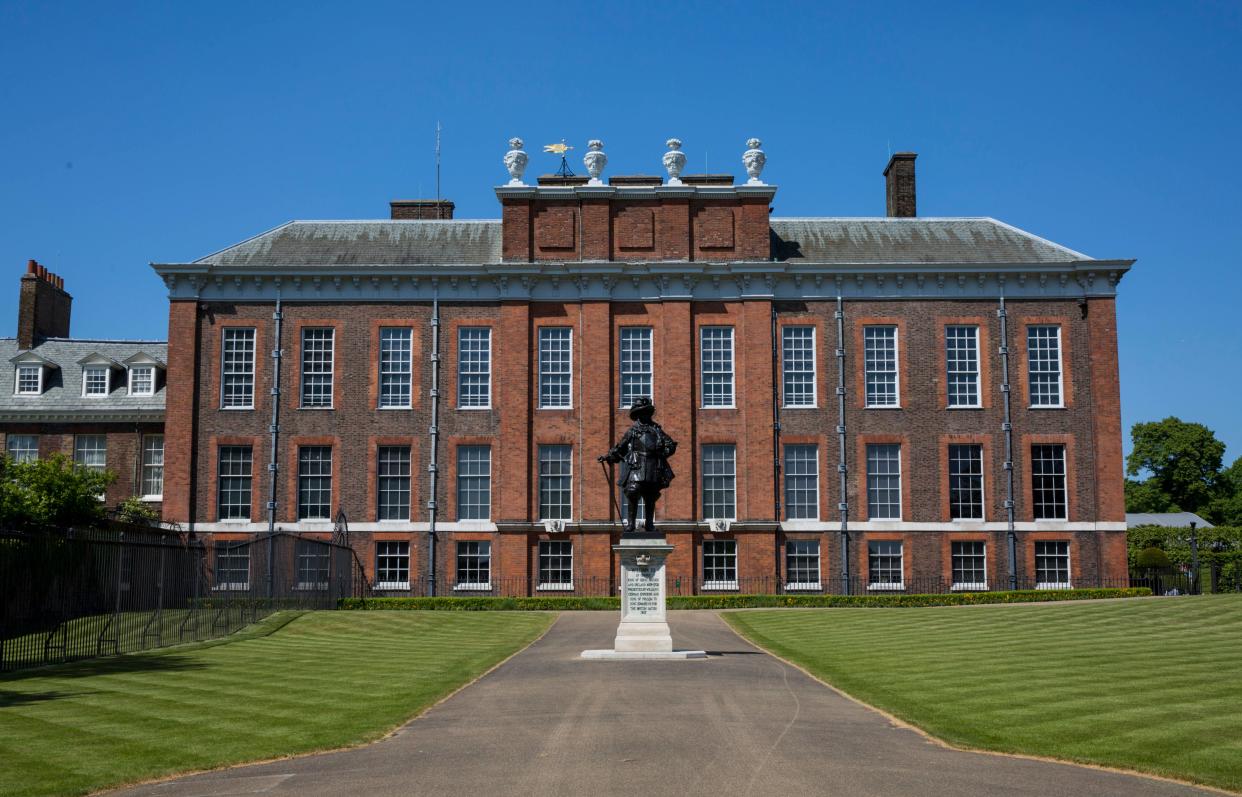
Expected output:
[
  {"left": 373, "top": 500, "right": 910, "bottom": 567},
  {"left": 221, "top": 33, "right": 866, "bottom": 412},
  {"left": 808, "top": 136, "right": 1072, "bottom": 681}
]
[{"left": 883, "top": 152, "right": 917, "bottom": 218}]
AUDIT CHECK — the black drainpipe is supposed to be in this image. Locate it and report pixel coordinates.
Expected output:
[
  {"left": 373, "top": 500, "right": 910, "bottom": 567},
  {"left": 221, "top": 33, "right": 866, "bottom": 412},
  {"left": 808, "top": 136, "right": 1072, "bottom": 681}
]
[
  {"left": 266, "top": 293, "right": 283, "bottom": 600},
  {"left": 835, "top": 294, "right": 849, "bottom": 594},
  {"left": 427, "top": 289, "right": 442, "bottom": 596},
  {"left": 771, "top": 304, "right": 782, "bottom": 590},
  {"left": 998, "top": 295, "right": 1018, "bottom": 590}
]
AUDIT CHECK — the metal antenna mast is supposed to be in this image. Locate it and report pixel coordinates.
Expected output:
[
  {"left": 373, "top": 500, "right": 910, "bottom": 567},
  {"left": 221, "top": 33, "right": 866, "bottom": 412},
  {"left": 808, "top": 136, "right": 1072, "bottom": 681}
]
[{"left": 435, "top": 121, "right": 442, "bottom": 205}]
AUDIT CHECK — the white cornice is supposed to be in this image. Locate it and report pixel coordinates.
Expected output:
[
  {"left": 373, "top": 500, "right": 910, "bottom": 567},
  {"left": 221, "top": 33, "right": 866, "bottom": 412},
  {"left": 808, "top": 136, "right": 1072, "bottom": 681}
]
[{"left": 151, "top": 259, "right": 1134, "bottom": 303}]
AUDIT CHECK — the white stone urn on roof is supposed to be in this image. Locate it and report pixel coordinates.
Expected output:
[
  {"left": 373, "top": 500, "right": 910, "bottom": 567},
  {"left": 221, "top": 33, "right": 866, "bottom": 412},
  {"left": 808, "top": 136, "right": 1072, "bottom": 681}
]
[
  {"left": 584, "top": 139, "right": 607, "bottom": 185},
  {"left": 663, "top": 138, "right": 686, "bottom": 186},
  {"left": 504, "top": 137, "right": 528, "bottom": 186},
  {"left": 743, "top": 138, "right": 766, "bottom": 185}
]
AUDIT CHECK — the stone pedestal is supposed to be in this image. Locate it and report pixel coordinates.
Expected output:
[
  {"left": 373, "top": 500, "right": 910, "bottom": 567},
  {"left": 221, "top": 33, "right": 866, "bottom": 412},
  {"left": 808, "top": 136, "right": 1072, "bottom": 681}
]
[{"left": 581, "top": 537, "right": 706, "bottom": 660}]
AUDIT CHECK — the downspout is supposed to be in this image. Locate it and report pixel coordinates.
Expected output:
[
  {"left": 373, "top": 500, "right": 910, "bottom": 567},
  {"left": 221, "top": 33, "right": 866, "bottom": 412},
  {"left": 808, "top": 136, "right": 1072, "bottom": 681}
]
[
  {"left": 266, "top": 293, "right": 283, "bottom": 599},
  {"left": 427, "top": 290, "right": 442, "bottom": 596},
  {"left": 835, "top": 294, "right": 850, "bottom": 594},
  {"left": 771, "top": 305, "right": 782, "bottom": 590},
  {"left": 998, "top": 295, "right": 1017, "bottom": 590}
]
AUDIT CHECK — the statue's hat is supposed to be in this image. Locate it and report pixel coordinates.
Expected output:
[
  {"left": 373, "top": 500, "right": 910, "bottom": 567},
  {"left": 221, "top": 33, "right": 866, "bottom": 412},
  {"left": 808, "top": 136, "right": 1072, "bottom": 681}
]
[{"left": 629, "top": 396, "right": 655, "bottom": 420}]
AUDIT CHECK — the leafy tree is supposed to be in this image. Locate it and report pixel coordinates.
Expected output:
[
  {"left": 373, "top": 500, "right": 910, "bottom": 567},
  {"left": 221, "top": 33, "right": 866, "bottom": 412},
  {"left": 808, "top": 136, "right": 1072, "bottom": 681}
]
[
  {"left": 1209, "top": 457, "right": 1242, "bottom": 526},
  {"left": 1124, "top": 478, "right": 1175, "bottom": 513},
  {"left": 115, "top": 495, "right": 160, "bottom": 526},
  {"left": 1125, "top": 417, "right": 1226, "bottom": 514},
  {"left": 0, "top": 454, "right": 115, "bottom": 527}
]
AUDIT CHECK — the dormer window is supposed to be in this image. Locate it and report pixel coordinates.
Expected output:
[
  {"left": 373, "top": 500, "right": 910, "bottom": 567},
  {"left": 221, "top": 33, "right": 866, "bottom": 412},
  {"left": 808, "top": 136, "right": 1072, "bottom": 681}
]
[
  {"left": 129, "top": 366, "right": 155, "bottom": 396},
  {"left": 15, "top": 365, "right": 42, "bottom": 395},
  {"left": 83, "top": 366, "right": 110, "bottom": 397},
  {"left": 10, "top": 351, "right": 56, "bottom": 396},
  {"left": 122, "top": 352, "right": 166, "bottom": 398}
]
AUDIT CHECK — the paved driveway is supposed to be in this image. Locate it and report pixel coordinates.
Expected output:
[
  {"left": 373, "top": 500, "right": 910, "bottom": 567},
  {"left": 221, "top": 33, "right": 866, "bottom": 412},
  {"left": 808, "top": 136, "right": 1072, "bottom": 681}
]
[{"left": 111, "top": 611, "right": 1217, "bottom": 797}]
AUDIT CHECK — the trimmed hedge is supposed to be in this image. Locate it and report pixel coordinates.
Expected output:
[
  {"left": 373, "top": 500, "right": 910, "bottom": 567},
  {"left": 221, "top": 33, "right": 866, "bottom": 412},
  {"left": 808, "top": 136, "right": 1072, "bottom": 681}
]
[{"left": 339, "top": 587, "right": 1150, "bottom": 612}]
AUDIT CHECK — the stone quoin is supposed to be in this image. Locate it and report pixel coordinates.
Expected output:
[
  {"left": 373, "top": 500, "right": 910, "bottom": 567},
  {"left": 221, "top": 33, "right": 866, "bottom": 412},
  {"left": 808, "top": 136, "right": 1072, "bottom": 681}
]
[{"left": 148, "top": 137, "right": 1134, "bottom": 597}]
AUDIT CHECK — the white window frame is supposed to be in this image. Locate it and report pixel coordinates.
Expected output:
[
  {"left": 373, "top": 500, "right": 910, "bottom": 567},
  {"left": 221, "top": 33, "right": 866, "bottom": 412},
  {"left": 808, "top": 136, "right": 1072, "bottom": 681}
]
[
  {"left": 375, "top": 541, "right": 411, "bottom": 591},
  {"left": 781, "top": 326, "right": 817, "bottom": 408},
  {"left": 128, "top": 365, "right": 156, "bottom": 397},
  {"left": 220, "top": 327, "right": 257, "bottom": 410},
  {"left": 1027, "top": 325, "right": 1065, "bottom": 408},
  {"left": 785, "top": 540, "right": 822, "bottom": 591},
  {"left": 701, "top": 444, "right": 737, "bottom": 521},
  {"left": 538, "top": 444, "right": 573, "bottom": 521},
  {"left": 6, "top": 434, "right": 38, "bottom": 462},
  {"left": 536, "top": 539, "right": 574, "bottom": 591},
  {"left": 619, "top": 326, "right": 654, "bottom": 408},
  {"left": 457, "top": 445, "right": 492, "bottom": 521},
  {"left": 950, "top": 540, "right": 988, "bottom": 591},
  {"left": 1034, "top": 540, "right": 1072, "bottom": 590},
  {"left": 700, "top": 326, "right": 736, "bottom": 408},
  {"left": 867, "top": 540, "right": 905, "bottom": 591},
  {"left": 453, "top": 540, "right": 492, "bottom": 591},
  {"left": 376, "top": 445, "right": 412, "bottom": 522},
  {"left": 864, "top": 325, "right": 900, "bottom": 408},
  {"left": 82, "top": 366, "right": 110, "bottom": 398},
  {"left": 948, "top": 443, "right": 986, "bottom": 521},
  {"left": 299, "top": 327, "right": 335, "bottom": 409},
  {"left": 457, "top": 327, "right": 492, "bottom": 409},
  {"left": 1031, "top": 443, "right": 1069, "bottom": 521},
  {"left": 217, "top": 445, "right": 253, "bottom": 521},
  {"left": 141, "top": 434, "right": 164, "bottom": 500},
  {"left": 14, "top": 365, "right": 43, "bottom": 395},
  {"left": 296, "top": 446, "right": 333, "bottom": 521},
  {"left": 537, "top": 327, "right": 573, "bottom": 409},
  {"left": 702, "top": 539, "right": 739, "bottom": 590},
  {"left": 865, "top": 443, "right": 903, "bottom": 521},
  {"left": 294, "top": 539, "right": 330, "bottom": 591},
  {"left": 378, "top": 327, "right": 413, "bottom": 410},
  {"left": 945, "top": 325, "right": 981, "bottom": 408},
  {"left": 212, "top": 543, "right": 250, "bottom": 591},
  {"left": 783, "top": 444, "right": 819, "bottom": 521}
]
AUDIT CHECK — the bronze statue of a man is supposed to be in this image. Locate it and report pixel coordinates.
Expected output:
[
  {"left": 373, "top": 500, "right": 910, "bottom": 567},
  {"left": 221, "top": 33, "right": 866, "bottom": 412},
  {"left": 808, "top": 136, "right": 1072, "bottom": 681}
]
[{"left": 598, "top": 397, "right": 678, "bottom": 536}]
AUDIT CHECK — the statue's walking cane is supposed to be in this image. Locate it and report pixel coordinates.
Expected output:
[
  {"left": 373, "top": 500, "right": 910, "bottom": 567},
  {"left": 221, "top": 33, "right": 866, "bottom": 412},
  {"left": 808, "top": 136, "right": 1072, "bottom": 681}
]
[{"left": 600, "top": 459, "right": 624, "bottom": 524}]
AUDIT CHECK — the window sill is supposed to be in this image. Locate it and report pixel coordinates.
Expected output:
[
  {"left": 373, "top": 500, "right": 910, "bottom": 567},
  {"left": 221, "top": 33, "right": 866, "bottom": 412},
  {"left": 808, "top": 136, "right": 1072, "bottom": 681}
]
[
  {"left": 1033, "top": 518, "right": 1069, "bottom": 523},
  {"left": 950, "top": 516, "right": 985, "bottom": 522},
  {"left": 217, "top": 518, "right": 253, "bottom": 524},
  {"left": 1028, "top": 405, "right": 1066, "bottom": 410},
  {"left": 864, "top": 405, "right": 903, "bottom": 410},
  {"left": 453, "top": 582, "right": 492, "bottom": 591},
  {"left": 782, "top": 404, "right": 818, "bottom": 410},
  {"left": 537, "top": 583, "right": 575, "bottom": 591},
  {"left": 785, "top": 582, "right": 822, "bottom": 591},
  {"left": 377, "top": 518, "right": 411, "bottom": 524},
  {"left": 867, "top": 583, "right": 905, "bottom": 591},
  {"left": 457, "top": 406, "right": 493, "bottom": 411},
  {"left": 297, "top": 407, "right": 334, "bottom": 411},
  {"left": 1035, "top": 582, "right": 1072, "bottom": 590},
  {"left": 219, "top": 407, "right": 255, "bottom": 411},
  {"left": 294, "top": 583, "right": 329, "bottom": 591},
  {"left": 139, "top": 495, "right": 163, "bottom": 503},
  {"left": 377, "top": 406, "right": 413, "bottom": 411},
  {"left": 951, "top": 583, "right": 988, "bottom": 592},
  {"left": 701, "top": 581, "right": 739, "bottom": 591},
  {"left": 375, "top": 582, "right": 410, "bottom": 591},
  {"left": 699, "top": 406, "right": 737, "bottom": 411},
  {"left": 212, "top": 584, "right": 250, "bottom": 591},
  {"left": 946, "top": 405, "right": 983, "bottom": 410},
  {"left": 536, "top": 406, "right": 574, "bottom": 411}
]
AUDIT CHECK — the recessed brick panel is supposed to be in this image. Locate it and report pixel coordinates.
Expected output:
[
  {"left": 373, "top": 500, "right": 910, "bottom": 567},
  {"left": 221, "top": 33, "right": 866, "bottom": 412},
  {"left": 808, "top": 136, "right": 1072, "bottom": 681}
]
[
  {"left": 535, "top": 206, "right": 576, "bottom": 252},
  {"left": 616, "top": 208, "right": 655, "bottom": 250},
  {"left": 696, "top": 206, "right": 735, "bottom": 250}
]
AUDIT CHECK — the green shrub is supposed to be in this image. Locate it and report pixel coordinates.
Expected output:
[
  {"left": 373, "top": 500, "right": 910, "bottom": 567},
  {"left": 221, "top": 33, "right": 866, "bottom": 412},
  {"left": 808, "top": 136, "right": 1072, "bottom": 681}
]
[
  {"left": 1136, "top": 546, "right": 1173, "bottom": 570},
  {"left": 339, "top": 588, "right": 1150, "bottom": 612}
]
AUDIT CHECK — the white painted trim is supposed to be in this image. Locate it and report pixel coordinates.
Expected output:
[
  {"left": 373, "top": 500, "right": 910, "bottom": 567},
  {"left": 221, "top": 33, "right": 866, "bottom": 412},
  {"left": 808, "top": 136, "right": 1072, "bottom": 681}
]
[
  {"left": 14, "top": 364, "right": 44, "bottom": 395},
  {"left": 375, "top": 581, "right": 410, "bottom": 591},
  {"left": 536, "top": 583, "right": 575, "bottom": 591},
  {"left": 179, "top": 520, "right": 1127, "bottom": 534},
  {"left": 785, "top": 582, "right": 822, "bottom": 591},
  {"left": 951, "top": 583, "right": 988, "bottom": 592},
  {"left": 128, "top": 365, "right": 157, "bottom": 396},
  {"left": 867, "top": 582, "right": 905, "bottom": 591},
  {"left": 453, "top": 582, "right": 492, "bottom": 592},
  {"left": 701, "top": 581, "right": 739, "bottom": 591}
]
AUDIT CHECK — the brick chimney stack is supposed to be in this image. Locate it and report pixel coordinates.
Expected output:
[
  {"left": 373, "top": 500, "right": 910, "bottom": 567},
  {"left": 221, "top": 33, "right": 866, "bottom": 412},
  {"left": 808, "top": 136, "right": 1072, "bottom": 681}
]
[
  {"left": 884, "top": 152, "right": 917, "bottom": 218},
  {"left": 389, "top": 199, "right": 455, "bottom": 220},
  {"left": 17, "top": 259, "right": 72, "bottom": 349}
]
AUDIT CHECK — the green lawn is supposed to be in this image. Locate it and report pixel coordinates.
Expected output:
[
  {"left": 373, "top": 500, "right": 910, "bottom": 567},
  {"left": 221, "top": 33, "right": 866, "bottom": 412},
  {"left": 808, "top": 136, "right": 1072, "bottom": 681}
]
[
  {"left": 725, "top": 595, "right": 1242, "bottom": 792},
  {"left": 0, "top": 610, "right": 553, "bottom": 797}
]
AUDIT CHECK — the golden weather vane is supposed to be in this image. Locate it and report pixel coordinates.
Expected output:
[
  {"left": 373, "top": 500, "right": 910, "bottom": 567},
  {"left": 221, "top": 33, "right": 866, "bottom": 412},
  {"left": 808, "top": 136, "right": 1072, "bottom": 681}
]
[{"left": 543, "top": 139, "right": 576, "bottom": 177}]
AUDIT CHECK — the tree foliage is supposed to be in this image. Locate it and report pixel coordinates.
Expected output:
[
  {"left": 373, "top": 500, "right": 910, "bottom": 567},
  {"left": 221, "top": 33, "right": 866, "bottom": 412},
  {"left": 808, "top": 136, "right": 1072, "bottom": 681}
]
[
  {"left": 0, "top": 454, "right": 115, "bottom": 527},
  {"left": 1125, "top": 417, "right": 1230, "bottom": 517}
]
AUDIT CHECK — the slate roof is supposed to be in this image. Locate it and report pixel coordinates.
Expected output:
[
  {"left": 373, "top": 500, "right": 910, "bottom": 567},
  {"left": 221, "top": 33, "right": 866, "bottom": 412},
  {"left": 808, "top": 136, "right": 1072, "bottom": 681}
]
[
  {"left": 1126, "top": 512, "right": 1215, "bottom": 529},
  {"left": 769, "top": 218, "right": 1093, "bottom": 264},
  {"left": 193, "top": 221, "right": 502, "bottom": 267},
  {"left": 0, "top": 338, "right": 167, "bottom": 421},
  {"left": 182, "top": 217, "right": 1101, "bottom": 268}
]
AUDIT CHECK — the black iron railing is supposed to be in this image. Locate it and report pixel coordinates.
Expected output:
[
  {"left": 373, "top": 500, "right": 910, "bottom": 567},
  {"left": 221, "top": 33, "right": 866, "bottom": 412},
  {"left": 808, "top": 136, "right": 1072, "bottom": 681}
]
[{"left": 0, "top": 527, "right": 370, "bottom": 672}]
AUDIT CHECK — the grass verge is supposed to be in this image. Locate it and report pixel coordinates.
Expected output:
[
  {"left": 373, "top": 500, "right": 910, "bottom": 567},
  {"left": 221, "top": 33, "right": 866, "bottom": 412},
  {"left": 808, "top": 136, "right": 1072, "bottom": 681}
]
[
  {"left": 0, "top": 610, "right": 553, "bottom": 797},
  {"left": 724, "top": 595, "right": 1242, "bottom": 793}
]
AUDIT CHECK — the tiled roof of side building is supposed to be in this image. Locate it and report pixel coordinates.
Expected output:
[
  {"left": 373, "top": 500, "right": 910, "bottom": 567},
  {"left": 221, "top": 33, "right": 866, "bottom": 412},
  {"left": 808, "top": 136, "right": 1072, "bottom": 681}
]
[
  {"left": 181, "top": 217, "right": 1103, "bottom": 268},
  {"left": 0, "top": 338, "right": 167, "bottom": 420}
]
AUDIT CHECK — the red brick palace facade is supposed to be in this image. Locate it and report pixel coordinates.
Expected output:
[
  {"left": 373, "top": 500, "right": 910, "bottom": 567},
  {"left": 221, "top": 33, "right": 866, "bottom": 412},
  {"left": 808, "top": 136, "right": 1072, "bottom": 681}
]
[{"left": 153, "top": 143, "right": 1133, "bottom": 595}]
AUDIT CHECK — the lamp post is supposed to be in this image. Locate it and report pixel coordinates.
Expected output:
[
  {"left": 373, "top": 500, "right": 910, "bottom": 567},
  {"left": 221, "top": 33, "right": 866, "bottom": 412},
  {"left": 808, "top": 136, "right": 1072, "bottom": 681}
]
[{"left": 1189, "top": 521, "right": 1200, "bottom": 596}]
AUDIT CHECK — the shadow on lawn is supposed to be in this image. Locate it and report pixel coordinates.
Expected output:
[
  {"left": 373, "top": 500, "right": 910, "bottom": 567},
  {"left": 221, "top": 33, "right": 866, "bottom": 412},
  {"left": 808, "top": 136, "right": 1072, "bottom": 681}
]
[
  {"left": 0, "top": 689, "right": 85, "bottom": 707},
  {"left": 0, "top": 652, "right": 208, "bottom": 683}
]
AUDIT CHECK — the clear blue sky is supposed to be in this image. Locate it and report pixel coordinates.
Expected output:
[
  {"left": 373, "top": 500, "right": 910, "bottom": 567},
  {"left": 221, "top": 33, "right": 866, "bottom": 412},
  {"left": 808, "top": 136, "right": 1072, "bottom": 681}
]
[{"left": 2, "top": 1, "right": 1239, "bottom": 461}]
